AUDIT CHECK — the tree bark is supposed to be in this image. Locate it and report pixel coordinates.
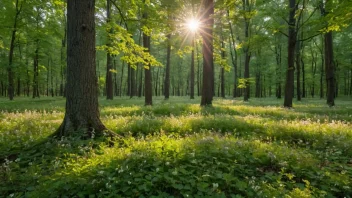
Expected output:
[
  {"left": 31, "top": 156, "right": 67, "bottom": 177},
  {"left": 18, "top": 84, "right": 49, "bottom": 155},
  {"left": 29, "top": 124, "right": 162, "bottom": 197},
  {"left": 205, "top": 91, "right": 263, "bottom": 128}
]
[
  {"left": 190, "top": 34, "right": 195, "bottom": 99},
  {"left": 143, "top": 7, "right": 152, "bottom": 106},
  {"left": 243, "top": 0, "right": 251, "bottom": 102},
  {"left": 56, "top": 0, "right": 108, "bottom": 137},
  {"left": 200, "top": 0, "right": 214, "bottom": 106},
  {"left": 164, "top": 34, "right": 171, "bottom": 99},
  {"left": 105, "top": 0, "right": 113, "bottom": 100},
  {"left": 32, "top": 40, "right": 40, "bottom": 98},
  {"left": 284, "top": 0, "right": 297, "bottom": 108},
  {"left": 220, "top": 40, "right": 226, "bottom": 98},
  {"left": 296, "top": 40, "right": 301, "bottom": 101},
  {"left": 322, "top": 0, "right": 335, "bottom": 106},
  {"left": 7, "top": 0, "right": 22, "bottom": 100},
  {"left": 228, "top": 10, "right": 238, "bottom": 98}
]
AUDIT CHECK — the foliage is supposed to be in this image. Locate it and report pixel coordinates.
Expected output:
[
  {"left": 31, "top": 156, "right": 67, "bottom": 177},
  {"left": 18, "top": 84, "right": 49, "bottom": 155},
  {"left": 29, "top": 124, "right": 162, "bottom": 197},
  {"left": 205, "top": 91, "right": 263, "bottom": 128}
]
[{"left": 1, "top": 97, "right": 352, "bottom": 197}]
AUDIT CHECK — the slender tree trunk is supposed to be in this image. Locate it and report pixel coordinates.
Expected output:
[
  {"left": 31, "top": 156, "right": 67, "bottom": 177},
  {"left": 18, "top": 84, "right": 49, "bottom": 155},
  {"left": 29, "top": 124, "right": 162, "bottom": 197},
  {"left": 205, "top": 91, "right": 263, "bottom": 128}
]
[
  {"left": 7, "top": 0, "right": 22, "bottom": 100},
  {"left": 275, "top": 40, "right": 282, "bottom": 99},
  {"left": 47, "top": 58, "right": 50, "bottom": 96},
  {"left": 296, "top": 40, "right": 301, "bottom": 101},
  {"left": 33, "top": 40, "right": 40, "bottom": 99},
  {"left": 243, "top": 0, "right": 251, "bottom": 101},
  {"left": 220, "top": 41, "right": 226, "bottom": 98},
  {"left": 164, "top": 34, "right": 171, "bottom": 99},
  {"left": 56, "top": 0, "right": 109, "bottom": 137},
  {"left": 349, "top": 68, "right": 352, "bottom": 96},
  {"left": 200, "top": 0, "right": 214, "bottom": 106},
  {"left": 190, "top": 34, "right": 195, "bottom": 99},
  {"left": 105, "top": 0, "right": 113, "bottom": 100},
  {"left": 60, "top": 10, "right": 67, "bottom": 97},
  {"left": 284, "top": 0, "right": 297, "bottom": 108},
  {"left": 138, "top": 64, "right": 143, "bottom": 97},
  {"left": 197, "top": 39, "right": 201, "bottom": 96},
  {"left": 228, "top": 10, "right": 238, "bottom": 98}
]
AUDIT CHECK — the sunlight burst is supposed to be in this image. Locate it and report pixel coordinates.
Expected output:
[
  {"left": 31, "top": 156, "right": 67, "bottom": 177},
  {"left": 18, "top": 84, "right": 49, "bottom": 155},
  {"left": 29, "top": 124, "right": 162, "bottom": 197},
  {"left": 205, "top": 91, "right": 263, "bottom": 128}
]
[{"left": 187, "top": 18, "right": 200, "bottom": 32}]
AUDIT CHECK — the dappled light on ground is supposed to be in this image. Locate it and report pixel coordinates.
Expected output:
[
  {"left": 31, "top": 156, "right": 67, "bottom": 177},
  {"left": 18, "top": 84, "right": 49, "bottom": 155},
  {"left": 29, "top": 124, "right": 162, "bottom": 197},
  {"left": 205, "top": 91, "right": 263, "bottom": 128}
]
[{"left": 1, "top": 97, "right": 351, "bottom": 197}]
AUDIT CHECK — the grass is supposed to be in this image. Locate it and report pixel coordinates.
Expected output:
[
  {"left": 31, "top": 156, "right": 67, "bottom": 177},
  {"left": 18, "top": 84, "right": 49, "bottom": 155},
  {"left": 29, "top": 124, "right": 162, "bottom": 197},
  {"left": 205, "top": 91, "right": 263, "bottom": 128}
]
[{"left": 0, "top": 96, "right": 352, "bottom": 197}]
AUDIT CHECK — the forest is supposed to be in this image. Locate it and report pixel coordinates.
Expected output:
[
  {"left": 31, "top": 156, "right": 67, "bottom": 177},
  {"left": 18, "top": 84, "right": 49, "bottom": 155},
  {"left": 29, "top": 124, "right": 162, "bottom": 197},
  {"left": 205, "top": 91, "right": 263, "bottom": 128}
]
[{"left": 0, "top": 0, "right": 352, "bottom": 197}]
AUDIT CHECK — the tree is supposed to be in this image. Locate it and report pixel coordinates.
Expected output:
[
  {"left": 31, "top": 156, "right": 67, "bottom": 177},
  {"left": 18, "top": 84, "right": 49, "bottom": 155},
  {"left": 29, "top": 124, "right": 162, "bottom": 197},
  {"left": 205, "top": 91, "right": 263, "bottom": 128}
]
[
  {"left": 322, "top": 0, "right": 335, "bottom": 107},
  {"left": 284, "top": 0, "right": 297, "bottom": 108},
  {"left": 200, "top": 0, "right": 214, "bottom": 106},
  {"left": 143, "top": 2, "right": 153, "bottom": 106},
  {"left": 56, "top": 0, "right": 108, "bottom": 137},
  {"left": 7, "top": 0, "right": 23, "bottom": 100},
  {"left": 105, "top": 0, "right": 113, "bottom": 100}
]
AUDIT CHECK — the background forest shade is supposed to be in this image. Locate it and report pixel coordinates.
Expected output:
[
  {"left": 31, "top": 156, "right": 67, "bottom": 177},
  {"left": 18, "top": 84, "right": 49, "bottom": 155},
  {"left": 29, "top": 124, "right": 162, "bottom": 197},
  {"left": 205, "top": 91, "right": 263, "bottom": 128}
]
[{"left": 0, "top": 0, "right": 351, "bottom": 102}]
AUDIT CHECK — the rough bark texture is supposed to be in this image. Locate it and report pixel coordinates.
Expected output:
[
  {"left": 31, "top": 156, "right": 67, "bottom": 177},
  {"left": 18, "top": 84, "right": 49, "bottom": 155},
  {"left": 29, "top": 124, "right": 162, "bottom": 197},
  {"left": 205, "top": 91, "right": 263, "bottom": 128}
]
[
  {"left": 143, "top": 8, "right": 153, "bottom": 106},
  {"left": 284, "top": 0, "right": 296, "bottom": 108},
  {"left": 105, "top": 0, "right": 113, "bottom": 100},
  {"left": 56, "top": 0, "right": 108, "bottom": 137},
  {"left": 164, "top": 34, "right": 171, "bottom": 99},
  {"left": 200, "top": 0, "right": 214, "bottom": 106}
]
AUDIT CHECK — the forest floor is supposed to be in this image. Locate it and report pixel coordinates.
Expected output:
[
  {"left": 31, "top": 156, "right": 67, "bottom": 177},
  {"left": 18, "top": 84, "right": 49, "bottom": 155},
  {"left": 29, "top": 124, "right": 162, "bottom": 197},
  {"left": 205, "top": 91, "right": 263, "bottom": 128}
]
[{"left": 0, "top": 97, "right": 352, "bottom": 197}]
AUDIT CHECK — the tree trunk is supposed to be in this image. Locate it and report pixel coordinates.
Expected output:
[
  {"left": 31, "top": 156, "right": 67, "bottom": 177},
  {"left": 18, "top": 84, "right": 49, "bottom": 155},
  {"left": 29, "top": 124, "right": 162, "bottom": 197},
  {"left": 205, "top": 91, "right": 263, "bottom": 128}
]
[
  {"left": 105, "top": 0, "right": 113, "bottom": 100},
  {"left": 60, "top": 9, "right": 67, "bottom": 97},
  {"left": 228, "top": 10, "right": 238, "bottom": 98},
  {"left": 200, "top": 0, "right": 214, "bottom": 106},
  {"left": 190, "top": 34, "right": 195, "bottom": 99},
  {"left": 32, "top": 40, "right": 40, "bottom": 99},
  {"left": 7, "top": 0, "right": 22, "bottom": 100},
  {"left": 220, "top": 41, "right": 226, "bottom": 98},
  {"left": 323, "top": 0, "right": 335, "bottom": 106},
  {"left": 164, "top": 34, "right": 171, "bottom": 99},
  {"left": 296, "top": 40, "right": 301, "bottom": 101},
  {"left": 284, "top": 0, "right": 297, "bottom": 108},
  {"left": 275, "top": 38, "right": 282, "bottom": 99},
  {"left": 143, "top": 8, "right": 152, "bottom": 106},
  {"left": 243, "top": 0, "right": 251, "bottom": 102},
  {"left": 56, "top": 0, "right": 108, "bottom": 137}
]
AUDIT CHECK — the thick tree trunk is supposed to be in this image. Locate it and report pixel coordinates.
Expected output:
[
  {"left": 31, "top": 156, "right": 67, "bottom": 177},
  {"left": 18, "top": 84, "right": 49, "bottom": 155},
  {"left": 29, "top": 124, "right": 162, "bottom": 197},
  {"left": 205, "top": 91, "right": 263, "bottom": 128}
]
[
  {"left": 143, "top": 9, "right": 152, "bottom": 106},
  {"left": 284, "top": 0, "right": 297, "bottom": 108},
  {"left": 322, "top": 0, "right": 335, "bottom": 106},
  {"left": 200, "top": 0, "right": 214, "bottom": 106},
  {"left": 56, "top": 0, "right": 108, "bottom": 137}
]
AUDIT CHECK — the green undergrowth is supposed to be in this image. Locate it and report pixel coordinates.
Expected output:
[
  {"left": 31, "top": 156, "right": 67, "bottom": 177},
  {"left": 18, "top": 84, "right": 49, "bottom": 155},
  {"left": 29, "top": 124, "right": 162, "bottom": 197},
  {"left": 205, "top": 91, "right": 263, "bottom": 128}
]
[{"left": 0, "top": 96, "right": 352, "bottom": 197}]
